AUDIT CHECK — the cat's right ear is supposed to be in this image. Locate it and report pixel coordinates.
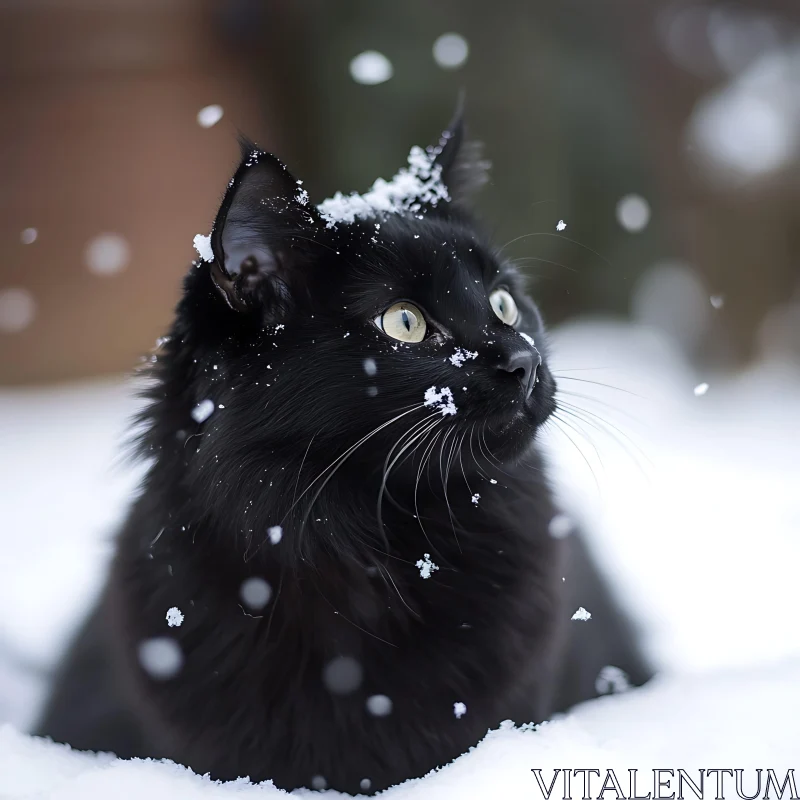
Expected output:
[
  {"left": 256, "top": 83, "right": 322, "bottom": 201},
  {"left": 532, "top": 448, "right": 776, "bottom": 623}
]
[
  {"left": 431, "top": 100, "right": 491, "bottom": 209},
  {"left": 203, "top": 137, "right": 319, "bottom": 313}
]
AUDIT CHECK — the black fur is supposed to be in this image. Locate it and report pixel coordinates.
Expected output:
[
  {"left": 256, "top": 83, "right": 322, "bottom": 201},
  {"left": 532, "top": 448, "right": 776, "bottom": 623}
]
[{"left": 36, "top": 115, "right": 651, "bottom": 794}]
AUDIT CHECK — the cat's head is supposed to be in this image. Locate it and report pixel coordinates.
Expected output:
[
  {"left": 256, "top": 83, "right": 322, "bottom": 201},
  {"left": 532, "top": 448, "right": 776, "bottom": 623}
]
[{"left": 150, "top": 114, "right": 556, "bottom": 521}]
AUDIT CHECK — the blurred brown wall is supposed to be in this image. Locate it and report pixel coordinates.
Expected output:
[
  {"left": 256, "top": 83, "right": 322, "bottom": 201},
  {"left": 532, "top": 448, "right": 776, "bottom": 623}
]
[{"left": 0, "top": 0, "right": 264, "bottom": 385}]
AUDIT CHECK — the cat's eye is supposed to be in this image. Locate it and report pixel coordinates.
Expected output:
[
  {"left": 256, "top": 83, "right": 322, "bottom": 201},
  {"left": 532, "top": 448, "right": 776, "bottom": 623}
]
[
  {"left": 489, "top": 288, "right": 519, "bottom": 326},
  {"left": 374, "top": 302, "right": 427, "bottom": 343}
]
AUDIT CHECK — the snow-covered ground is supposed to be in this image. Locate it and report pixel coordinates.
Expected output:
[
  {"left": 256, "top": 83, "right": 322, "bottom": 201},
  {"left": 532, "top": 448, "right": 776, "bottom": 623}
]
[{"left": 1, "top": 320, "right": 799, "bottom": 797}]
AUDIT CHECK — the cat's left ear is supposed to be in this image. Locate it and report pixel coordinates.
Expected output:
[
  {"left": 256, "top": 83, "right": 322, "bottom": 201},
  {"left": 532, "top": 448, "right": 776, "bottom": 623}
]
[
  {"left": 431, "top": 104, "right": 491, "bottom": 209},
  {"left": 206, "top": 139, "right": 318, "bottom": 312}
]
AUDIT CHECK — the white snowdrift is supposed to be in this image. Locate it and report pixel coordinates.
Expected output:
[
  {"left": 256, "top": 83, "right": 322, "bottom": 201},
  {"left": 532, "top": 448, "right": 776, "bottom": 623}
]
[{"left": 3, "top": 661, "right": 799, "bottom": 798}]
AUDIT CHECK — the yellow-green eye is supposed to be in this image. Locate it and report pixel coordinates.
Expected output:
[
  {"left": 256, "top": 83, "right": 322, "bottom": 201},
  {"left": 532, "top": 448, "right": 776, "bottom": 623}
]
[
  {"left": 490, "top": 288, "right": 519, "bottom": 326},
  {"left": 375, "top": 302, "right": 427, "bottom": 343}
]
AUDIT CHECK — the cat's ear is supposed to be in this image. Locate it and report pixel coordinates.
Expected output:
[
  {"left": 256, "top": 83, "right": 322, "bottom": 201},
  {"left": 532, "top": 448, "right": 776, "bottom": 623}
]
[
  {"left": 431, "top": 102, "right": 491, "bottom": 208},
  {"left": 206, "top": 137, "right": 318, "bottom": 312}
]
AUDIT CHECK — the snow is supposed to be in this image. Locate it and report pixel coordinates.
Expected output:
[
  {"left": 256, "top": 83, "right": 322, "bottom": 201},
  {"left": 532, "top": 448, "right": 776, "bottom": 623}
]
[
  {"left": 363, "top": 358, "right": 378, "bottom": 376},
  {"left": 317, "top": 146, "right": 449, "bottom": 227},
  {"left": 448, "top": 348, "right": 478, "bottom": 368},
  {"left": 548, "top": 513, "right": 573, "bottom": 539},
  {"left": 295, "top": 181, "right": 309, "bottom": 206},
  {"left": 193, "top": 234, "right": 214, "bottom": 263},
  {"left": 165, "top": 607, "right": 184, "bottom": 628},
  {"left": 616, "top": 195, "right": 651, "bottom": 233},
  {"left": 267, "top": 526, "right": 282, "bottom": 545},
  {"left": 84, "top": 233, "right": 130, "bottom": 276},
  {"left": 365, "top": 694, "right": 393, "bottom": 717},
  {"left": 423, "top": 386, "right": 457, "bottom": 416},
  {"left": 0, "top": 288, "right": 36, "bottom": 333},
  {"left": 239, "top": 578, "right": 272, "bottom": 611},
  {"left": 191, "top": 399, "right": 215, "bottom": 424},
  {"left": 137, "top": 638, "right": 183, "bottom": 680},
  {"left": 432, "top": 33, "right": 469, "bottom": 70},
  {"left": 1, "top": 319, "right": 800, "bottom": 795},
  {"left": 571, "top": 607, "right": 592, "bottom": 622},
  {"left": 710, "top": 294, "right": 725, "bottom": 309},
  {"left": 685, "top": 44, "right": 800, "bottom": 184},
  {"left": 556, "top": 219, "right": 567, "bottom": 232},
  {"left": 196, "top": 105, "right": 224, "bottom": 129},
  {"left": 518, "top": 331, "right": 536, "bottom": 348},
  {"left": 595, "top": 666, "right": 631, "bottom": 696},
  {"left": 693, "top": 382, "right": 710, "bottom": 396},
  {"left": 20, "top": 227, "right": 37, "bottom": 245},
  {"left": 349, "top": 50, "right": 394, "bottom": 85},
  {"left": 470, "top": 493, "right": 480, "bottom": 506},
  {"left": 322, "top": 656, "right": 363, "bottom": 695},
  {"left": 453, "top": 702, "right": 467, "bottom": 719},
  {"left": 415, "top": 553, "right": 439, "bottom": 579},
  {"left": 3, "top": 662, "right": 800, "bottom": 796}
]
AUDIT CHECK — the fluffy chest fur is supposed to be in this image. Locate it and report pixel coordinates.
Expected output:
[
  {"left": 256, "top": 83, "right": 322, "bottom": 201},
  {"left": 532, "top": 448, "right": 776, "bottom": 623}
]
[{"left": 110, "top": 458, "right": 564, "bottom": 793}]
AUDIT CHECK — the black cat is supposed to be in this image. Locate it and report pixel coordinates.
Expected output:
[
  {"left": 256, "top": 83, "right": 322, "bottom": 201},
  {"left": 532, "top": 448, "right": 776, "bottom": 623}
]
[{"left": 36, "top": 114, "right": 651, "bottom": 795}]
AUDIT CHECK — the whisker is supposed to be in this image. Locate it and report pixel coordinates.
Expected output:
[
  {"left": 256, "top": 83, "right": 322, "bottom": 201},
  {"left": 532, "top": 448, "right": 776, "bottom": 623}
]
[
  {"left": 276, "top": 405, "right": 424, "bottom": 556},
  {"left": 414, "top": 428, "right": 446, "bottom": 556},
  {"left": 555, "top": 375, "right": 645, "bottom": 399},
  {"left": 499, "top": 231, "right": 613, "bottom": 269},
  {"left": 550, "top": 413, "right": 602, "bottom": 496},
  {"left": 557, "top": 388, "right": 642, "bottom": 423},
  {"left": 457, "top": 430, "right": 475, "bottom": 498},
  {"left": 557, "top": 401, "right": 652, "bottom": 475},
  {"left": 292, "top": 431, "right": 318, "bottom": 506},
  {"left": 377, "top": 415, "right": 442, "bottom": 543}
]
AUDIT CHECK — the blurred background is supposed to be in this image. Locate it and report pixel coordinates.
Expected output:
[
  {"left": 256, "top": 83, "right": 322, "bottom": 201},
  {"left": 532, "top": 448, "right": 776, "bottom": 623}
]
[
  {"left": 1, "top": 0, "right": 800, "bottom": 739},
  {"left": 3, "top": 0, "right": 800, "bottom": 381}
]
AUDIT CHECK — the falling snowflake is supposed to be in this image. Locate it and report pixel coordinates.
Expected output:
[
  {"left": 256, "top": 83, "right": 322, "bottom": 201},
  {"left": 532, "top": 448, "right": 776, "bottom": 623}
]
[
  {"left": 694, "top": 382, "right": 710, "bottom": 397},
  {"left": 424, "top": 386, "right": 457, "bottom": 416},
  {"left": 165, "top": 607, "right": 184, "bottom": 628},
  {"left": 197, "top": 104, "right": 224, "bottom": 128},
  {"left": 449, "top": 348, "right": 478, "bottom": 368},
  {"left": 267, "top": 525, "right": 283, "bottom": 545},
  {"left": 365, "top": 694, "right": 393, "bottom": 716},
  {"left": 433, "top": 33, "right": 469, "bottom": 70},
  {"left": 191, "top": 399, "right": 215, "bottom": 424},
  {"left": 571, "top": 606, "right": 592, "bottom": 622},
  {"left": 416, "top": 553, "right": 439, "bottom": 579},
  {"left": 323, "top": 656, "right": 363, "bottom": 695},
  {"left": 85, "top": 233, "right": 130, "bottom": 276},
  {"left": 137, "top": 637, "right": 183, "bottom": 680},
  {"left": 453, "top": 701, "right": 467, "bottom": 719},
  {"left": 363, "top": 358, "right": 378, "bottom": 376},
  {"left": 240, "top": 577, "right": 272, "bottom": 611},
  {"left": 616, "top": 194, "right": 651, "bottom": 232},
  {"left": 489, "top": 478, "right": 498, "bottom": 485},
  {"left": 556, "top": 219, "right": 567, "bottom": 232},
  {"left": 595, "top": 665, "right": 631, "bottom": 695},
  {"left": 710, "top": 295, "right": 725, "bottom": 310},
  {"left": 548, "top": 513, "right": 574, "bottom": 539},
  {"left": 349, "top": 50, "right": 393, "bottom": 85},
  {"left": 471, "top": 493, "right": 481, "bottom": 506}
]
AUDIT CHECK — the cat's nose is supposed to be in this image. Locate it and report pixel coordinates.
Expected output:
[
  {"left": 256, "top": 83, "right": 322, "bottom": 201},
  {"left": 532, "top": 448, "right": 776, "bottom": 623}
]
[{"left": 497, "top": 349, "right": 542, "bottom": 399}]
